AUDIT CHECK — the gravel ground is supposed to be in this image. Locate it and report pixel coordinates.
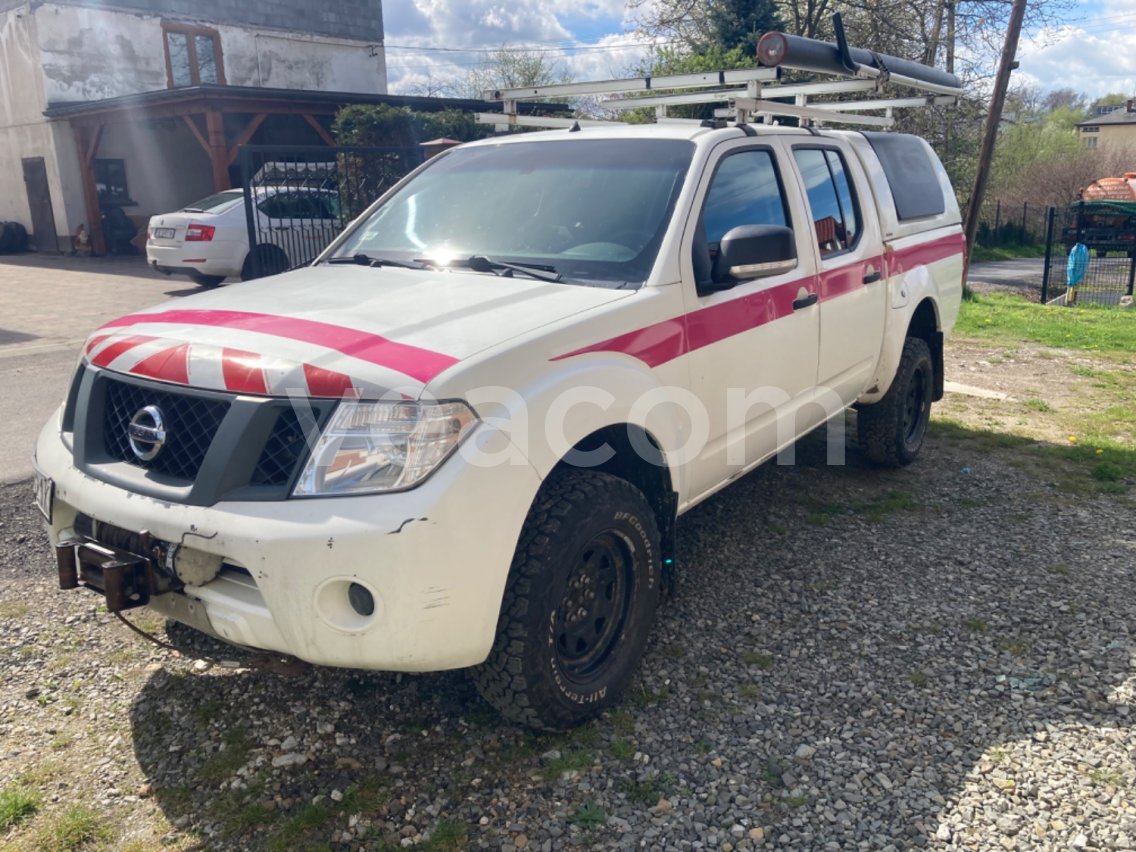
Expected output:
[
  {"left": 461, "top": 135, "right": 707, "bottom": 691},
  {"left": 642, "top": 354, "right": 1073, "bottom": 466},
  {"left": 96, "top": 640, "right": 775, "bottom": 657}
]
[{"left": 2, "top": 391, "right": 1135, "bottom": 849}]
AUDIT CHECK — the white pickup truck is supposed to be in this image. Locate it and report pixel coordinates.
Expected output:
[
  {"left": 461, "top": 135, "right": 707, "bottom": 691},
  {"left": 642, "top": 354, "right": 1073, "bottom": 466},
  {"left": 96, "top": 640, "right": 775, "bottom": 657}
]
[{"left": 34, "top": 114, "right": 964, "bottom": 729}]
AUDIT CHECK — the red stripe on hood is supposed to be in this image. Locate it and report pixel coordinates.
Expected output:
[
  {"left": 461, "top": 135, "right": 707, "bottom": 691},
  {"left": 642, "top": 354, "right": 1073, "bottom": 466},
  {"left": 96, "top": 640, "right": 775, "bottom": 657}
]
[
  {"left": 130, "top": 343, "right": 190, "bottom": 384},
  {"left": 90, "top": 335, "right": 158, "bottom": 368},
  {"left": 221, "top": 348, "right": 269, "bottom": 395},
  {"left": 101, "top": 310, "right": 459, "bottom": 384}
]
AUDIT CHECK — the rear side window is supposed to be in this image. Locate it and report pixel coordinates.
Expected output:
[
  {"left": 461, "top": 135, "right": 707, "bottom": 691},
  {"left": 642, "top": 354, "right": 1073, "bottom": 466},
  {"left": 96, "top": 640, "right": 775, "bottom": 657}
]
[
  {"left": 861, "top": 131, "right": 946, "bottom": 221},
  {"left": 793, "top": 147, "right": 860, "bottom": 258}
]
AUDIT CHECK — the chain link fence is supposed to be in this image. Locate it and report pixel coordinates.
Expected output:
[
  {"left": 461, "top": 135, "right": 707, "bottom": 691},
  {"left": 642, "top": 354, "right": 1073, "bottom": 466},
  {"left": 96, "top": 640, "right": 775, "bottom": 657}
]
[{"left": 1041, "top": 204, "right": 1136, "bottom": 306}]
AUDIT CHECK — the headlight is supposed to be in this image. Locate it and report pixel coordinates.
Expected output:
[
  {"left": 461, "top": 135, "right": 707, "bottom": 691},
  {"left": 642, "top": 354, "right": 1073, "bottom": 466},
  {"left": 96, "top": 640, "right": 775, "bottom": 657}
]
[{"left": 293, "top": 400, "right": 478, "bottom": 497}]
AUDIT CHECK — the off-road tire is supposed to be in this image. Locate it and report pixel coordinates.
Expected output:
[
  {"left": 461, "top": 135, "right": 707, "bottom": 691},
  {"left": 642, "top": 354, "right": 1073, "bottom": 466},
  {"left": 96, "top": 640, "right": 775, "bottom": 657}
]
[
  {"left": 857, "top": 336, "right": 934, "bottom": 467},
  {"left": 189, "top": 273, "right": 225, "bottom": 288},
  {"left": 473, "top": 470, "right": 662, "bottom": 730}
]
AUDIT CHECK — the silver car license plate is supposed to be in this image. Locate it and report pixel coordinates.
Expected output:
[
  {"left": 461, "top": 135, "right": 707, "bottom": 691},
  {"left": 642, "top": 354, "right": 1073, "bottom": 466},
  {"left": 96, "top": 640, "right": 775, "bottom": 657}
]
[
  {"left": 153, "top": 227, "right": 176, "bottom": 239},
  {"left": 32, "top": 466, "right": 53, "bottom": 524}
]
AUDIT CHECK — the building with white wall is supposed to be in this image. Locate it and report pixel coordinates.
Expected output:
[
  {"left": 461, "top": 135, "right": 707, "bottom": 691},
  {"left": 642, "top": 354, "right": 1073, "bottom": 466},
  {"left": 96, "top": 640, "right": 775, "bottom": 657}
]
[{"left": 0, "top": 0, "right": 388, "bottom": 252}]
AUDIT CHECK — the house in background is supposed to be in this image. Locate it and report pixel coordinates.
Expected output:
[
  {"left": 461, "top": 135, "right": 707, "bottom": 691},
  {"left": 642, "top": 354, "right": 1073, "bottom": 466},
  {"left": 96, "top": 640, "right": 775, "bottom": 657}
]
[
  {"left": 0, "top": 0, "right": 398, "bottom": 253},
  {"left": 1076, "top": 101, "right": 1136, "bottom": 152}
]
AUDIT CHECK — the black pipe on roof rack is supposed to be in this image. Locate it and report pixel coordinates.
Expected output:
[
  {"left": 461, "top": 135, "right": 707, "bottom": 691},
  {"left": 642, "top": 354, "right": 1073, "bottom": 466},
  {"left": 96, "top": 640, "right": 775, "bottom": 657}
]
[{"left": 757, "top": 27, "right": 960, "bottom": 91}]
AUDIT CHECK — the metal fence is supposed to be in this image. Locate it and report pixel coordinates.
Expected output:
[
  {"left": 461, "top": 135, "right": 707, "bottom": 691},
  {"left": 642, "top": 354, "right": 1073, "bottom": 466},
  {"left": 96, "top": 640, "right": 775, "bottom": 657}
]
[
  {"left": 975, "top": 198, "right": 1050, "bottom": 248},
  {"left": 1041, "top": 205, "right": 1136, "bottom": 305},
  {"left": 237, "top": 144, "right": 424, "bottom": 279}
]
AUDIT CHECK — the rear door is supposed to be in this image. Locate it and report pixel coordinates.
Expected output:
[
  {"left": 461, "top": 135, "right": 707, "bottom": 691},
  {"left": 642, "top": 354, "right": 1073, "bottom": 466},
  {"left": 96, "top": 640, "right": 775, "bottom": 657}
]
[
  {"left": 679, "top": 140, "right": 821, "bottom": 500},
  {"left": 789, "top": 143, "right": 886, "bottom": 404}
]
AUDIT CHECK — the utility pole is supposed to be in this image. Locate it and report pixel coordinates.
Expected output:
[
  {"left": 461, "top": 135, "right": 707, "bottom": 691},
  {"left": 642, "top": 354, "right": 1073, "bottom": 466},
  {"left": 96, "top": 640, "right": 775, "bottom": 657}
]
[
  {"left": 946, "top": 0, "right": 955, "bottom": 74},
  {"left": 964, "top": 0, "right": 1027, "bottom": 257}
]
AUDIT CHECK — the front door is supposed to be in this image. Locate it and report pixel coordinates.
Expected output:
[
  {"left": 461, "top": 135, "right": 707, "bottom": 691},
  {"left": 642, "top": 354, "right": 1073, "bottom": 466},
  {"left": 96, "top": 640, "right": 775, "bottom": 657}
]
[
  {"left": 680, "top": 142, "right": 821, "bottom": 501},
  {"left": 22, "top": 158, "right": 59, "bottom": 253}
]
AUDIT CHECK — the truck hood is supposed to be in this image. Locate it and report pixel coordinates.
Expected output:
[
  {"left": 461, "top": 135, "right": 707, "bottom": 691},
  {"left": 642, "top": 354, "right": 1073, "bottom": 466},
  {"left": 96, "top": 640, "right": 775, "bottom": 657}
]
[{"left": 84, "top": 265, "right": 634, "bottom": 397}]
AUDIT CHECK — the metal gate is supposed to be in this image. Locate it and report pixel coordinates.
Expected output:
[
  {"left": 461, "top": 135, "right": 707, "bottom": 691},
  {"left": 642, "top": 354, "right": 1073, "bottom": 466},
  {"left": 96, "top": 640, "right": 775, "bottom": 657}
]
[
  {"left": 1041, "top": 203, "right": 1136, "bottom": 305},
  {"left": 238, "top": 144, "right": 424, "bottom": 279}
]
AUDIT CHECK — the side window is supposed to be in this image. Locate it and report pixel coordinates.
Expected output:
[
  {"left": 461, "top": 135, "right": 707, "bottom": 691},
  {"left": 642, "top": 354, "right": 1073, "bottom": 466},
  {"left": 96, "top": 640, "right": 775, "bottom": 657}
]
[
  {"left": 793, "top": 148, "right": 861, "bottom": 258},
  {"left": 700, "top": 149, "right": 789, "bottom": 245}
]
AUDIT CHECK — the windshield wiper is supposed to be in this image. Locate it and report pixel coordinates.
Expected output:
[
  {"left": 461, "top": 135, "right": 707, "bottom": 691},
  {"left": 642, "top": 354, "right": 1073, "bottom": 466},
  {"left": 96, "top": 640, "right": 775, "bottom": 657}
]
[
  {"left": 327, "top": 253, "right": 427, "bottom": 270},
  {"left": 435, "top": 255, "right": 562, "bottom": 283}
]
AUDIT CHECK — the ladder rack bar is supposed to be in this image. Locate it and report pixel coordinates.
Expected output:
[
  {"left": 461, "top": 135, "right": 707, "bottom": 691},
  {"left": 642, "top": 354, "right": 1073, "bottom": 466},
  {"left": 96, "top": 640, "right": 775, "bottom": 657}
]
[
  {"left": 484, "top": 67, "right": 779, "bottom": 102},
  {"left": 808, "top": 94, "right": 957, "bottom": 111},
  {"left": 474, "top": 113, "right": 623, "bottom": 129},
  {"left": 600, "top": 78, "right": 879, "bottom": 111},
  {"left": 734, "top": 98, "right": 894, "bottom": 127}
]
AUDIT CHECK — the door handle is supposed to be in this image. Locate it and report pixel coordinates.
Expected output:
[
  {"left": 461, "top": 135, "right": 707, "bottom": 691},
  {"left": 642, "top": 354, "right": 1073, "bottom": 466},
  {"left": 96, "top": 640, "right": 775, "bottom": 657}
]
[
  {"left": 863, "top": 269, "right": 882, "bottom": 284},
  {"left": 792, "top": 293, "right": 818, "bottom": 310}
]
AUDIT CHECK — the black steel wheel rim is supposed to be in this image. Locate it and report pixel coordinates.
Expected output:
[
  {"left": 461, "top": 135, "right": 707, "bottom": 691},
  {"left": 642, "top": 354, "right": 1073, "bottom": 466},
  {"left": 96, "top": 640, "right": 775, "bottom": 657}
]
[
  {"left": 903, "top": 367, "right": 929, "bottom": 444},
  {"left": 554, "top": 531, "right": 634, "bottom": 681}
]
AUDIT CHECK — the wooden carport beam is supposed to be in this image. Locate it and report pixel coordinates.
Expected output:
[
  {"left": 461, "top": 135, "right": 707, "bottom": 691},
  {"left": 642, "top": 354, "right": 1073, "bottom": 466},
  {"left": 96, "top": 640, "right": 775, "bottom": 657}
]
[
  {"left": 302, "top": 113, "right": 336, "bottom": 147},
  {"left": 182, "top": 115, "right": 210, "bottom": 155},
  {"left": 227, "top": 113, "right": 268, "bottom": 165},
  {"left": 204, "top": 109, "right": 231, "bottom": 190},
  {"left": 72, "top": 122, "right": 107, "bottom": 256}
]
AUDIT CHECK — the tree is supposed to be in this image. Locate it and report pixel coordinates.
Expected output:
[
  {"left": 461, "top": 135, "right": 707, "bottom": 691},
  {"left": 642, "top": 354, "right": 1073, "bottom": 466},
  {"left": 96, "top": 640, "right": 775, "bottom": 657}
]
[
  {"left": 1042, "top": 88, "right": 1085, "bottom": 114},
  {"left": 456, "top": 47, "right": 570, "bottom": 100},
  {"left": 630, "top": 0, "right": 782, "bottom": 54}
]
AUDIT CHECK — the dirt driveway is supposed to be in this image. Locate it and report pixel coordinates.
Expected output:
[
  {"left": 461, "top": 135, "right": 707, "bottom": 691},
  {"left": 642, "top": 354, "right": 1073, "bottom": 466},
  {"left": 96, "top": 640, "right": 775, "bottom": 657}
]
[{"left": 1, "top": 337, "right": 1133, "bottom": 850}]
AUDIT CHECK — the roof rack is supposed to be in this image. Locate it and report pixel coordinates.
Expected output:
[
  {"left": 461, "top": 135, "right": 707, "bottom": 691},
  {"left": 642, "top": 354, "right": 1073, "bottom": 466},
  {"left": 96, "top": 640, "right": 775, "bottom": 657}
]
[{"left": 477, "top": 14, "right": 962, "bottom": 132}]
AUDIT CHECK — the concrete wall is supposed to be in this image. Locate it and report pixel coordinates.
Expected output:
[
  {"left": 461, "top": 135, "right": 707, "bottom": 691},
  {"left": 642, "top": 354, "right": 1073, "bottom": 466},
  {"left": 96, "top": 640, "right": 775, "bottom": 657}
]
[
  {"left": 0, "top": 4, "right": 76, "bottom": 244},
  {"left": 35, "top": 3, "right": 387, "bottom": 103},
  {"left": 54, "top": 0, "right": 383, "bottom": 42}
]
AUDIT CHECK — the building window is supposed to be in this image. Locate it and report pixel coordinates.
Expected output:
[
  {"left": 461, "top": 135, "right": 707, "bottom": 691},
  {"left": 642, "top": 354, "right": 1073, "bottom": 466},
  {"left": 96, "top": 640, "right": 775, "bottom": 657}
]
[
  {"left": 94, "top": 159, "right": 133, "bottom": 205},
  {"left": 1082, "top": 126, "right": 1100, "bottom": 133},
  {"left": 1084, "top": 136, "right": 1099, "bottom": 150},
  {"left": 163, "top": 25, "right": 225, "bottom": 88}
]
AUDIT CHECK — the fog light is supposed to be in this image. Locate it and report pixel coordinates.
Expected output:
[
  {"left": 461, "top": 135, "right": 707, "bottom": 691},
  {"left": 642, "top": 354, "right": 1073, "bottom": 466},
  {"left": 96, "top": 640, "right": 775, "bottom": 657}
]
[{"left": 347, "top": 582, "right": 375, "bottom": 616}]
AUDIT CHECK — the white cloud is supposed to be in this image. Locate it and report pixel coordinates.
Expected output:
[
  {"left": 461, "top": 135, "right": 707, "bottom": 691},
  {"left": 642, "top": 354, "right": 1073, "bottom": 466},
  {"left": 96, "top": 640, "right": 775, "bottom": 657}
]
[{"left": 1018, "top": 25, "right": 1136, "bottom": 99}]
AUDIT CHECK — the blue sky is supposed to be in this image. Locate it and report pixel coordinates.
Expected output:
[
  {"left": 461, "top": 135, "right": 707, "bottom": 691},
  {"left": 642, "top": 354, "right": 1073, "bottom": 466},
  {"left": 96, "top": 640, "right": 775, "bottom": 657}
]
[{"left": 383, "top": 0, "right": 1136, "bottom": 101}]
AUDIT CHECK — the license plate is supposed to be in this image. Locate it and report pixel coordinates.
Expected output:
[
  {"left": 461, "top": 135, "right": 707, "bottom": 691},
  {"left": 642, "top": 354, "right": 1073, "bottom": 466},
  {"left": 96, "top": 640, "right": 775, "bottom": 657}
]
[
  {"left": 32, "top": 467, "right": 53, "bottom": 524},
  {"left": 153, "top": 227, "right": 176, "bottom": 239}
]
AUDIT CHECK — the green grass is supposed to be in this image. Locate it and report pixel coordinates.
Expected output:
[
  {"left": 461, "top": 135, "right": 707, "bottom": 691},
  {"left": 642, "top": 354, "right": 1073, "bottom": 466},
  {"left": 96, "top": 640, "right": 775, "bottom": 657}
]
[
  {"left": 0, "top": 783, "right": 40, "bottom": 831},
  {"left": 741, "top": 651, "right": 774, "bottom": 669},
  {"left": 609, "top": 739, "right": 637, "bottom": 761},
  {"left": 422, "top": 818, "right": 469, "bottom": 851},
  {"left": 961, "top": 617, "right": 988, "bottom": 634},
  {"left": 621, "top": 772, "right": 676, "bottom": 805},
  {"left": 266, "top": 800, "right": 336, "bottom": 852},
  {"left": 969, "top": 243, "right": 1047, "bottom": 262},
  {"left": 573, "top": 800, "right": 606, "bottom": 829},
  {"left": 31, "top": 805, "right": 113, "bottom": 851},
  {"left": 196, "top": 727, "right": 254, "bottom": 784},
  {"left": 955, "top": 292, "right": 1136, "bottom": 352},
  {"left": 541, "top": 748, "right": 594, "bottom": 780},
  {"left": 909, "top": 670, "right": 929, "bottom": 688}
]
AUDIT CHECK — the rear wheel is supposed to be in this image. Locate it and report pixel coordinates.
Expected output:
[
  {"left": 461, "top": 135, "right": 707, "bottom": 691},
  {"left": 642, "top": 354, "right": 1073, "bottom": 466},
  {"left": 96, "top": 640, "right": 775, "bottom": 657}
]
[
  {"left": 857, "top": 336, "right": 934, "bottom": 467},
  {"left": 189, "top": 272, "right": 225, "bottom": 288},
  {"left": 240, "top": 245, "right": 289, "bottom": 280},
  {"left": 473, "top": 471, "right": 662, "bottom": 730}
]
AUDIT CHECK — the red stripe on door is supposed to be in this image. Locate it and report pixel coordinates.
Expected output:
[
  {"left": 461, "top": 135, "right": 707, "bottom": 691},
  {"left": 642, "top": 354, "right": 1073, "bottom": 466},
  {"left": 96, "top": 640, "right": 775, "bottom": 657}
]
[
  {"left": 221, "top": 348, "right": 268, "bottom": 395},
  {"left": 89, "top": 335, "right": 158, "bottom": 368},
  {"left": 129, "top": 343, "right": 191, "bottom": 384},
  {"left": 101, "top": 310, "right": 459, "bottom": 384},
  {"left": 303, "top": 364, "right": 357, "bottom": 398},
  {"left": 887, "top": 232, "right": 965, "bottom": 276}
]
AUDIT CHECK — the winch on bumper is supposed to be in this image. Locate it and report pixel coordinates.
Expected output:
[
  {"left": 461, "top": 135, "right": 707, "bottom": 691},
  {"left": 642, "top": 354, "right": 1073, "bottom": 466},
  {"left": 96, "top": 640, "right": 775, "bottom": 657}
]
[{"left": 36, "top": 418, "right": 542, "bottom": 672}]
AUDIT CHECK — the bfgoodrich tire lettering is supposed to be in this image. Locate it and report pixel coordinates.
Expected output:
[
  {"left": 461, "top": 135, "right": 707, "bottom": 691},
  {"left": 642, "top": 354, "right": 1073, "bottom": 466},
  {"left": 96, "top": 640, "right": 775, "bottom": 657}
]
[
  {"left": 857, "top": 336, "right": 934, "bottom": 467},
  {"left": 473, "top": 470, "right": 662, "bottom": 730}
]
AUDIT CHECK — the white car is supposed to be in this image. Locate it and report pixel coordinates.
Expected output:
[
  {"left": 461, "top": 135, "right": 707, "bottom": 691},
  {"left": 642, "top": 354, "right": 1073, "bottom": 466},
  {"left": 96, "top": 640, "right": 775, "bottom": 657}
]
[{"left": 145, "top": 187, "right": 343, "bottom": 287}]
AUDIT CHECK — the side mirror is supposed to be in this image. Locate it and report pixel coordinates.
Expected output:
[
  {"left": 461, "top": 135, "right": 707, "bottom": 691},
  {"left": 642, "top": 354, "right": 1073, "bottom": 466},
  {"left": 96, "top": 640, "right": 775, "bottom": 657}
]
[{"left": 704, "top": 225, "right": 797, "bottom": 292}]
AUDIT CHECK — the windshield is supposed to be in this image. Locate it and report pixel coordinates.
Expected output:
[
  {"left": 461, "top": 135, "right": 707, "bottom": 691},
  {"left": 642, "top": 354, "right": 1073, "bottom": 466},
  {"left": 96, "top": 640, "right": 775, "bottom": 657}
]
[
  {"left": 332, "top": 138, "right": 694, "bottom": 286},
  {"left": 184, "top": 190, "right": 243, "bottom": 213}
]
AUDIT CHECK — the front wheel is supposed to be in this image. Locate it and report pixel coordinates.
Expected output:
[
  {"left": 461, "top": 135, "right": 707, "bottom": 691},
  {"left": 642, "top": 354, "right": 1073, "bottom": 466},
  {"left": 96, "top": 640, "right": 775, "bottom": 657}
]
[
  {"left": 189, "top": 272, "right": 225, "bottom": 288},
  {"left": 857, "top": 336, "right": 934, "bottom": 467},
  {"left": 473, "top": 471, "right": 662, "bottom": 730}
]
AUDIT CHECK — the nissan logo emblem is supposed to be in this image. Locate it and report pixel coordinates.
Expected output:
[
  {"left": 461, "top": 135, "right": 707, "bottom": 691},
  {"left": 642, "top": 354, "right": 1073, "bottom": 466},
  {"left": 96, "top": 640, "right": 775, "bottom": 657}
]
[{"left": 127, "top": 405, "right": 168, "bottom": 461}]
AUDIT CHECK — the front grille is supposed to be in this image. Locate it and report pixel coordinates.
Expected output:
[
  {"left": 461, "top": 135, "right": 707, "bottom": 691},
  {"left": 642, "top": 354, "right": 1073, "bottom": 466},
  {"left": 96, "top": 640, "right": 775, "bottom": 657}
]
[
  {"left": 103, "top": 379, "right": 229, "bottom": 480},
  {"left": 252, "top": 408, "right": 308, "bottom": 486}
]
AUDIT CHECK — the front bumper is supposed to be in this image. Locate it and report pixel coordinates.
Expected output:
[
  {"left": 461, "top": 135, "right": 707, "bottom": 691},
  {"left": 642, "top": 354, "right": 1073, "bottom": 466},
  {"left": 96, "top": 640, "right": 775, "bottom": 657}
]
[{"left": 36, "top": 418, "right": 542, "bottom": 671}]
